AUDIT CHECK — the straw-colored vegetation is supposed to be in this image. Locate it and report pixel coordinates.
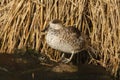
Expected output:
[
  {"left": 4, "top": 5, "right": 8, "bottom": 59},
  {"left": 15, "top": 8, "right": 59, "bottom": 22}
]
[{"left": 0, "top": 0, "right": 120, "bottom": 76}]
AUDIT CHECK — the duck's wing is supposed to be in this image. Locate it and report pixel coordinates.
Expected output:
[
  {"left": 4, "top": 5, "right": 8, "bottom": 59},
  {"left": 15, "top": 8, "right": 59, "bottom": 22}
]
[{"left": 66, "top": 26, "right": 81, "bottom": 38}]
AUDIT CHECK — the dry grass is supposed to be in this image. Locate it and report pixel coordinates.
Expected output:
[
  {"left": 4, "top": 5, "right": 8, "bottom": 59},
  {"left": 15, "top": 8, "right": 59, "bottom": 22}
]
[{"left": 0, "top": 0, "right": 120, "bottom": 76}]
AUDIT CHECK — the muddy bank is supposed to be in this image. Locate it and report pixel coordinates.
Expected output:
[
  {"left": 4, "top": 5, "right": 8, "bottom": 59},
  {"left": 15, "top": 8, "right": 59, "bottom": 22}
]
[{"left": 0, "top": 53, "right": 115, "bottom": 80}]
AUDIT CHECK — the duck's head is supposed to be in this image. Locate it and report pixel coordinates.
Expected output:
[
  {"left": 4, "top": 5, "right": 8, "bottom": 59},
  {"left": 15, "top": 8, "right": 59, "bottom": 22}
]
[{"left": 48, "top": 19, "right": 64, "bottom": 30}]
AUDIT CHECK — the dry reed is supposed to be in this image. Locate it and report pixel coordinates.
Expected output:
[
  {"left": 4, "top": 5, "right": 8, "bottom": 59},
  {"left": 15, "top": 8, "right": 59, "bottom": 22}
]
[{"left": 0, "top": 0, "right": 120, "bottom": 76}]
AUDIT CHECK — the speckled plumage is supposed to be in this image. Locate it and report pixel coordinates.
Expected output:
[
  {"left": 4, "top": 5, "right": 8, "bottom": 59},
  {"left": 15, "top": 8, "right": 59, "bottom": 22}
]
[{"left": 45, "top": 19, "right": 87, "bottom": 63}]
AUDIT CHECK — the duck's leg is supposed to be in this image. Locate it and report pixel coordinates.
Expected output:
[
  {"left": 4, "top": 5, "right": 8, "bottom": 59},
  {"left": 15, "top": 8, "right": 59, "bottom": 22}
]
[
  {"left": 61, "top": 53, "right": 65, "bottom": 58},
  {"left": 59, "top": 53, "right": 65, "bottom": 61},
  {"left": 61, "top": 52, "right": 74, "bottom": 63}
]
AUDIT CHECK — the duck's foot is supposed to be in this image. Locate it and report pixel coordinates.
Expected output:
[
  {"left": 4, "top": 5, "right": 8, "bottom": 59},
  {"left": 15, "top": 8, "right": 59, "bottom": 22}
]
[
  {"left": 59, "top": 53, "right": 70, "bottom": 63},
  {"left": 61, "top": 58, "right": 71, "bottom": 63}
]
